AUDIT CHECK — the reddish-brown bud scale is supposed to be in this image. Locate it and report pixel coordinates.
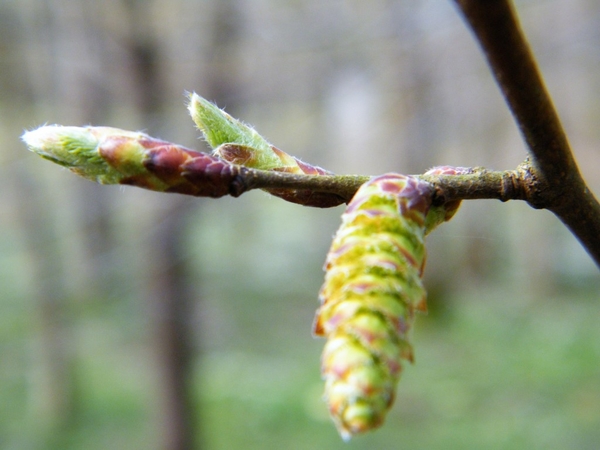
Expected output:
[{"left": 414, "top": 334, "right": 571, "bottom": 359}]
[
  {"left": 97, "top": 135, "right": 245, "bottom": 198},
  {"left": 21, "top": 125, "right": 249, "bottom": 199},
  {"left": 216, "top": 143, "right": 344, "bottom": 207},
  {"left": 181, "top": 156, "right": 247, "bottom": 197}
]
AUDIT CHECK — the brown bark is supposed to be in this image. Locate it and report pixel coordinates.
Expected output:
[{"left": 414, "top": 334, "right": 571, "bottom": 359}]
[{"left": 452, "top": 0, "right": 600, "bottom": 267}]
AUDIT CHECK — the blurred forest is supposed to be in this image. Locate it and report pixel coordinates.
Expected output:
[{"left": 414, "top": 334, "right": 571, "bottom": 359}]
[{"left": 1, "top": 0, "right": 600, "bottom": 449}]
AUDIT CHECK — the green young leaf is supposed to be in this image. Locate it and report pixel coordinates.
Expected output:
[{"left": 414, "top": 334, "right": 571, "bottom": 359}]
[
  {"left": 187, "top": 92, "right": 282, "bottom": 170},
  {"left": 188, "top": 92, "right": 343, "bottom": 207}
]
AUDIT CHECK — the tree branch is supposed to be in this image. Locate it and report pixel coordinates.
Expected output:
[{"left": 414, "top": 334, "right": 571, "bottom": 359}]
[
  {"left": 237, "top": 163, "right": 531, "bottom": 206},
  {"left": 453, "top": 0, "right": 600, "bottom": 268},
  {"left": 18, "top": 125, "right": 541, "bottom": 208}
]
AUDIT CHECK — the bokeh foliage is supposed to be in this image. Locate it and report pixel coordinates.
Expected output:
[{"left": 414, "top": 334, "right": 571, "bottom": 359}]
[{"left": 1, "top": 0, "right": 599, "bottom": 448}]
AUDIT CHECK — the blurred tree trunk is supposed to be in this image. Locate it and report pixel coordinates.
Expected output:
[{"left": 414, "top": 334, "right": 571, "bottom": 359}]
[
  {"left": 12, "top": 170, "right": 77, "bottom": 434},
  {"left": 203, "top": 0, "right": 245, "bottom": 105},
  {"left": 10, "top": 1, "right": 83, "bottom": 434},
  {"left": 120, "top": 3, "right": 196, "bottom": 450},
  {"left": 144, "top": 206, "right": 196, "bottom": 450},
  {"left": 50, "top": 0, "right": 118, "bottom": 300},
  {"left": 121, "top": 1, "right": 199, "bottom": 448},
  {"left": 123, "top": 1, "right": 245, "bottom": 448}
]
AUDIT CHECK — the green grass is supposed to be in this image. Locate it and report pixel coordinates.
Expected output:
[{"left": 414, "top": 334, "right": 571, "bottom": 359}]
[
  {"left": 190, "top": 287, "right": 600, "bottom": 450},
  {"left": 2, "top": 256, "right": 599, "bottom": 449}
]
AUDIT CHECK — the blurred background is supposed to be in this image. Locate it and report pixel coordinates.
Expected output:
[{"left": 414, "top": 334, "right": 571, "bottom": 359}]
[{"left": 1, "top": 0, "right": 600, "bottom": 449}]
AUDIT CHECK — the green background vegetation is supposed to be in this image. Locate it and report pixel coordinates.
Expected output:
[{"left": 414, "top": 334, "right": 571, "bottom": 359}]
[{"left": 1, "top": 0, "right": 599, "bottom": 448}]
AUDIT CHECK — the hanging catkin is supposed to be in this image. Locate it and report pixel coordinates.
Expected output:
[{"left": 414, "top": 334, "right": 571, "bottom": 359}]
[{"left": 314, "top": 167, "right": 472, "bottom": 439}]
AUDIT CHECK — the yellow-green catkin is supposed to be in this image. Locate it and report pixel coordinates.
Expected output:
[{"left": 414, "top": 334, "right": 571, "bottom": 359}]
[
  {"left": 314, "top": 173, "right": 434, "bottom": 439},
  {"left": 314, "top": 167, "right": 472, "bottom": 439}
]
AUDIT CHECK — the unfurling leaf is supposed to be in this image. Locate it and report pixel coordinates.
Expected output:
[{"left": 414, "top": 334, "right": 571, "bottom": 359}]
[
  {"left": 187, "top": 93, "right": 278, "bottom": 167},
  {"left": 22, "top": 125, "right": 247, "bottom": 198},
  {"left": 188, "top": 92, "right": 343, "bottom": 207}
]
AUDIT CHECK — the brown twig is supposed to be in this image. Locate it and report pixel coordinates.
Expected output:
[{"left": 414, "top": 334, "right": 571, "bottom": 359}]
[
  {"left": 236, "top": 163, "right": 531, "bottom": 205},
  {"left": 453, "top": 0, "right": 600, "bottom": 268}
]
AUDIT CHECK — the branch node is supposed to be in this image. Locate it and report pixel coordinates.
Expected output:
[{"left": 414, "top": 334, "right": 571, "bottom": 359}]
[
  {"left": 500, "top": 170, "right": 522, "bottom": 202},
  {"left": 516, "top": 159, "right": 546, "bottom": 209},
  {"left": 229, "top": 169, "right": 250, "bottom": 197}
]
